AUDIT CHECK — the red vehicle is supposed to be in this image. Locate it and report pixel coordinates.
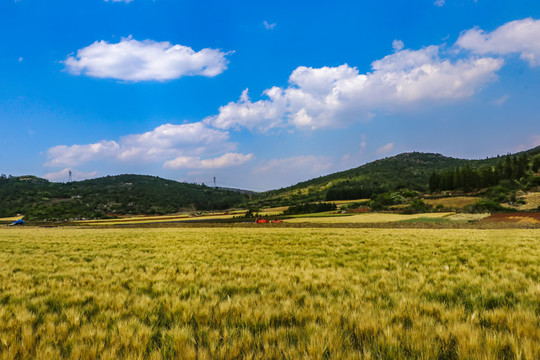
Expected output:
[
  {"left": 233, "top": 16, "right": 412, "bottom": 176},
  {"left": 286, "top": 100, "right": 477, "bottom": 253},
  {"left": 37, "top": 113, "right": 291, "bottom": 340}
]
[{"left": 255, "top": 218, "right": 283, "bottom": 224}]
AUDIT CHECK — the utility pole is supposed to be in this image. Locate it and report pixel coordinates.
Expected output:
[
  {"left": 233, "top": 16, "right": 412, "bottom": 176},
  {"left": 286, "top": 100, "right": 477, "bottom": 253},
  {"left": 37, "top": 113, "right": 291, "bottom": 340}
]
[
  {"left": 68, "top": 170, "right": 72, "bottom": 183},
  {"left": 213, "top": 177, "right": 217, "bottom": 188}
]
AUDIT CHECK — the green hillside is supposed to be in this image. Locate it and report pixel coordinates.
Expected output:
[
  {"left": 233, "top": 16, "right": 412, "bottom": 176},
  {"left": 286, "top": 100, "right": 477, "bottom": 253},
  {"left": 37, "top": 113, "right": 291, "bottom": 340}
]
[
  {"left": 0, "top": 174, "right": 249, "bottom": 220},
  {"left": 2, "top": 147, "right": 539, "bottom": 220},
  {"left": 251, "top": 147, "right": 540, "bottom": 207}
]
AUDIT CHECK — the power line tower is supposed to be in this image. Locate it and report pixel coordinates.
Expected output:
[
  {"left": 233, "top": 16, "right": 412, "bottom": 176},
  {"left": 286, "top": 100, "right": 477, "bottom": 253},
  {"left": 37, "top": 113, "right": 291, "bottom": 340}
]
[
  {"left": 68, "top": 170, "right": 72, "bottom": 183},
  {"left": 213, "top": 177, "right": 217, "bottom": 188}
]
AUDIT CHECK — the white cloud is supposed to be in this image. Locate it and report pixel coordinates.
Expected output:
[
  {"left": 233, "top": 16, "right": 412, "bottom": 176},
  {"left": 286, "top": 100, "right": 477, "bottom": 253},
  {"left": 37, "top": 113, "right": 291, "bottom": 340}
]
[
  {"left": 105, "top": 0, "right": 133, "bottom": 3},
  {"left": 434, "top": 0, "right": 445, "bottom": 7},
  {"left": 18, "top": 57, "right": 23, "bottom": 62},
  {"left": 457, "top": 18, "right": 540, "bottom": 66},
  {"left": 205, "top": 88, "right": 288, "bottom": 132},
  {"left": 45, "top": 122, "right": 237, "bottom": 167},
  {"left": 46, "top": 140, "right": 121, "bottom": 167},
  {"left": 206, "top": 45, "right": 503, "bottom": 132},
  {"left": 42, "top": 168, "right": 99, "bottom": 182},
  {"left": 164, "top": 153, "right": 254, "bottom": 169},
  {"left": 119, "top": 122, "right": 232, "bottom": 160},
  {"left": 263, "top": 21, "right": 276, "bottom": 30},
  {"left": 246, "top": 155, "right": 337, "bottom": 190},
  {"left": 64, "top": 37, "right": 230, "bottom": 81},
  {"left": 254, "top": 155, "right": 333, "bottom": 176},
  {"left": 515, "top": 135, "right": 540, "bottom": 152},
  {"left": 493, "top": 94, "right": 509, "bottom": 106},
  {"left": 376, "top": 142, "right": 395, "bottom": 155},
  {"left": 392, "top": 40, "right": 404, "bottom": 52},
  {"left": 360, "top": 134, "right": 367, "bottom": 149}
]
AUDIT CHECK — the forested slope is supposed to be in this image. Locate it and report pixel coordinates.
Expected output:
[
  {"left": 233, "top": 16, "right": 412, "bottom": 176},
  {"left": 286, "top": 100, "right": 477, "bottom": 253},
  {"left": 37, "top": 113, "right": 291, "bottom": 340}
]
[
  {"left": 0, "top": 174, "right": 248, "bottom": 220},
  {"left": 251, "top": 147, "right": 540, "bottom": 207}
]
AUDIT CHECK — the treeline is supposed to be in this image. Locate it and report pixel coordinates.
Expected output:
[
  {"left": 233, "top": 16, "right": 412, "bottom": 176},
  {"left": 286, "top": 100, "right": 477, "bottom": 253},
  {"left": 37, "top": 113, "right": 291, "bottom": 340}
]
[
  {"left": 283, "top": 202, "right": 337, "bottom": 215},
  {"left": 429, "top": 154, "right": 540, "bottom": 192},
  {"left": 325, "top": 183, "right": 384, "bottom": 201}
]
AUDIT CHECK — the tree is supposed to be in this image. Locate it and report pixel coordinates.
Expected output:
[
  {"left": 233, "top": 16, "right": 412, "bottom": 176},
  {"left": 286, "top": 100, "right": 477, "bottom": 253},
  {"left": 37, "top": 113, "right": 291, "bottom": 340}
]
[
  {"left": 429, "top": 172, "right": 441, "bottom": 192},
  {"left": 533, "top": 157, "right": 540, "bottom": 173}
]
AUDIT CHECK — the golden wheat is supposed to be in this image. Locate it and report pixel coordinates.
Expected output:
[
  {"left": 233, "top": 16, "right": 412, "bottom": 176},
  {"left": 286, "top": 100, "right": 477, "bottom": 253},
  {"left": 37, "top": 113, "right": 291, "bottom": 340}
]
[
  {"left": 0, "top": 227, "right": 538, "bottom": 359},
  {"left": 424, "top": 196, "right": 481, "bottom": 209},
  {"left": 285, "top": 212, "right": 456, "bottom": 223}
]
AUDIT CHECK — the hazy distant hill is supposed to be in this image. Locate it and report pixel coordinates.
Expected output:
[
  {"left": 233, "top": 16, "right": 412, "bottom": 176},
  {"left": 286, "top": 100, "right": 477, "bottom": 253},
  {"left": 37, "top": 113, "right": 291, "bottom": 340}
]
[
  {"left": 251, "top": 147, "right": 540, "bottom": 207},
  {"left": 0, "top": 174, "right": 249, "bottom": 220}
]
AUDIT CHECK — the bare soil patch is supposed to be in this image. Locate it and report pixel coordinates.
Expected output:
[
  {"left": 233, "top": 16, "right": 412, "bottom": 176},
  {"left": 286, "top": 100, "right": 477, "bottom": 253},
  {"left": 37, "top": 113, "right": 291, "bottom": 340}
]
[{"left": 481, "top": 212, "right": 540, "bottom": 224}]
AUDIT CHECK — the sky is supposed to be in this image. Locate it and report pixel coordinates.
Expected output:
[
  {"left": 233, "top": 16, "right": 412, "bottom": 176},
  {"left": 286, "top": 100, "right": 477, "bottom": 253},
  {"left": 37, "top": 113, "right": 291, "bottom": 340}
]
[{"left": 1, "top": 0, "right": 540, "bottom": 191}]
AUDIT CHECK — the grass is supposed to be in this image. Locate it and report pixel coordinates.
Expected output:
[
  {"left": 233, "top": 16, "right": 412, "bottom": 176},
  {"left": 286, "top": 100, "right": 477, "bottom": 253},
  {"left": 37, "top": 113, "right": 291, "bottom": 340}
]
[
  {"left": 77, "top": 212, "right": 241, "bottom": 226},
  {"left": 326, "top": 199, "right": 370, "bottom": 206},
  {"left": 515, "top": 191, "right": 540, "bottom": 211},
  {"left": 445, "top": 213, "right": 491, "bottom": 222},
  {"left": 285, "top": 212, "right": 456, "bottom": 223},
  {"left": 424, "top": 196, "right": 481, "bottom": 209},
  {"left": 399, "top": 213, "right": 491, "bottom": 224},
  {"left": 259, "top": 206, "right": 289, "bottom": 215},
  {"left": 0, "top": 226, "right": 538, "bottom": 359},
  {"left": 286, "top": 211, "right": 352, "bottom": 218},
  {"left": 258, "top": 200, "right": 370, "bottom": 216},
  {"left": 398, "top": 217, "right": 451, "bottom": 223}
]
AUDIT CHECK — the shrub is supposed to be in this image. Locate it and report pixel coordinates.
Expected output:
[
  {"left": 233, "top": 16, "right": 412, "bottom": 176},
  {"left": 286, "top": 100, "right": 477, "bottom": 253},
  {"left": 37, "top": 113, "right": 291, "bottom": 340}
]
[
  {"left": 464, "top": 199, "right": 510, "bottom": 213},
  {"left": 283, "top": 202, "right": 337, "bottom": 215},
  {"left": 402, "top": 200, "right": 432, "bottom": 214}
]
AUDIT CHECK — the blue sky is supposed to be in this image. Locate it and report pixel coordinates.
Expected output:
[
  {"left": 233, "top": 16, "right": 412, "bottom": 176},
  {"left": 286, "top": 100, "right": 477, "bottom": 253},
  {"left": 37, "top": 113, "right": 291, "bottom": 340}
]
[{"left": 1, "top": 0, "right": 540, "bottom": 190}]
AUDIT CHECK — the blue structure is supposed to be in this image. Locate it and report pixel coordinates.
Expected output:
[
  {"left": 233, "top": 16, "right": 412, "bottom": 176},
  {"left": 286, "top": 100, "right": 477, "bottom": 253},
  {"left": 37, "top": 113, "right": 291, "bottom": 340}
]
[{"left": 8, "top": 219, "right": 24, "bottom": 226}]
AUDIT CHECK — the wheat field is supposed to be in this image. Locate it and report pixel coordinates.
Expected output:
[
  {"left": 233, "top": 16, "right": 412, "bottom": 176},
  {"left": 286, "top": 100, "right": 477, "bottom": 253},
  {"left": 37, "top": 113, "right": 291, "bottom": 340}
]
[
  {"left": 423, "top": 197, "right": 481, "bottom": 210},
  {"left": 0, "top": 227, "right": 538, "bottom": 359},
  {"left": 0, "top": 217, "right": 24, "bottom": 222},
  {"left": 76, "top": 213, "right": 241, "bottom": 226},
  {"left": 284, "top": 212, "right": 458, "bottom": 223}
]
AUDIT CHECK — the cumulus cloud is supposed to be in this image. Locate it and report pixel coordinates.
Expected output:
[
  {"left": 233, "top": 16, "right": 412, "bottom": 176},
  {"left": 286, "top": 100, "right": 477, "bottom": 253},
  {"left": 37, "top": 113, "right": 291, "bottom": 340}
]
[
  {"left": 457, "top": 18, "right": 540, "bottom": 66},
  {"left": 45, "top": 122, "right": 241, "bottom": 168},
  {"left": 46, "top": 140, "right": 120, "bottom": 167},
  {"left": 43, "top": 168, "right": 99, "bottom": 182},
  {"left": 205, "top": 45, "right": 503, "bottom": 132},
  {"left": 206, "top": 88, "right": 288, "bottom": 132},
  {"left": 254, "top": 155, "right": 333, "bottom": 176},
  {"left": 164, "top": 153, "right": 254, "bottom": 169},
  {"left": 392, "top": 40, "right": 404, "bottom": 52},
  {"left": 64, "top": 37, "right": 230, "bottom": 81},
  {"left": 376, "top": 142, "right": 395, "bottom": 155},
  {"left": 434, "top": 0, "right": 445, "bottom": 7},
  {"left": 118, "top": 123, "right": 232, "bottom": 161}
]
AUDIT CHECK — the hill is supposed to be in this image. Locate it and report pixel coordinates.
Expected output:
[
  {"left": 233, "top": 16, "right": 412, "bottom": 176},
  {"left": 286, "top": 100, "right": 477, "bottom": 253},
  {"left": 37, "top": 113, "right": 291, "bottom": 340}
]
[
  {"left": 2, "top": 147, "right": 539, "bottom": 220},
  {"left": 0, "top": 174, "right": 249, "bottom": 220},
  {"left": 251, "top": 147, "right": 540, "bottom": 207}
]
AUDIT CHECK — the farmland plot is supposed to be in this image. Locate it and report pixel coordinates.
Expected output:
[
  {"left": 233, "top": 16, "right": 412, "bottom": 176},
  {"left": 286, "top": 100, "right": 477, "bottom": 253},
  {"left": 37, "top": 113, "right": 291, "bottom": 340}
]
[{"left": 0, "top": 227, "right": 538, "bottom": 359}]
